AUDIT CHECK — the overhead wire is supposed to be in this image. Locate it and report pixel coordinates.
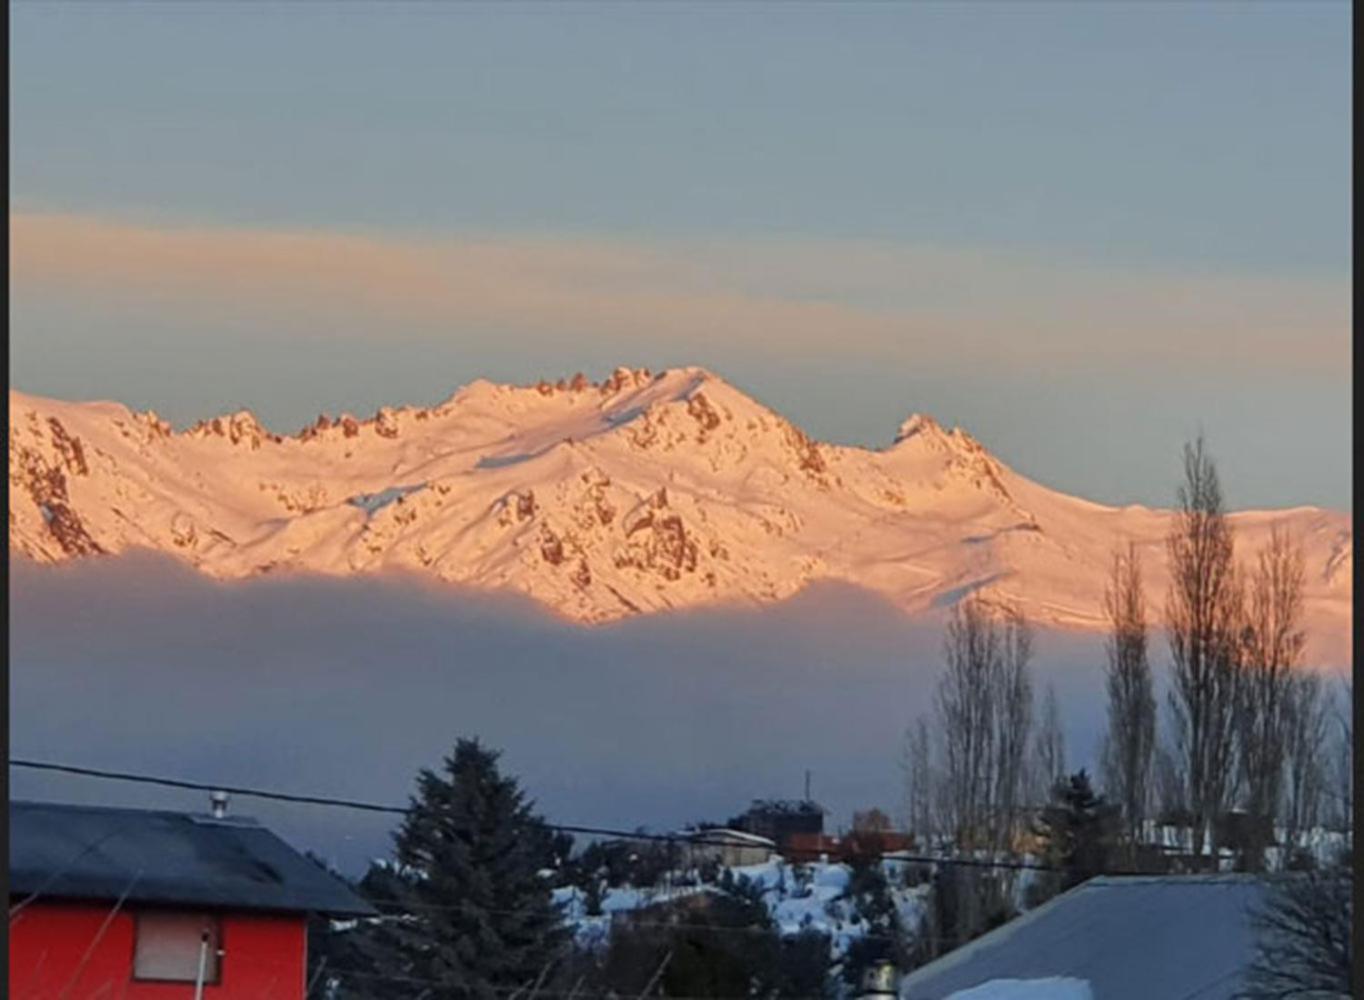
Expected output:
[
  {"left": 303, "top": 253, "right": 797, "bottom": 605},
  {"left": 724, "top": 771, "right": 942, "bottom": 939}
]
[{"left": 10, "top": 757, "right": 1064, "bottom": 873}]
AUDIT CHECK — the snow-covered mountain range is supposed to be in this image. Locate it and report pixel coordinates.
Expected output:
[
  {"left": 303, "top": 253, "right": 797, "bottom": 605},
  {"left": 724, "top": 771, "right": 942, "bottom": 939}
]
[{"left": 8, "top": 367, "right": 1352, "bottom": 663}]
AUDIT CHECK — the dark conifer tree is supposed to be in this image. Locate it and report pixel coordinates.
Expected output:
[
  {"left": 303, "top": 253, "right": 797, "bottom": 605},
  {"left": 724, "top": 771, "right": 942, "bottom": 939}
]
[
  {"left": 1034, "top": 770, "right": 1121, "bottom": 892},
  {"left": 343, "top": 739, "right": 569, "bottom": 999}
]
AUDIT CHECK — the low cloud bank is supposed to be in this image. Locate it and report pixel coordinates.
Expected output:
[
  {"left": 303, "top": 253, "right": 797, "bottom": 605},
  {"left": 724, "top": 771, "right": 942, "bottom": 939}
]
[{"left": 11, "top": 554, "right": 1109, "bottom": 873}]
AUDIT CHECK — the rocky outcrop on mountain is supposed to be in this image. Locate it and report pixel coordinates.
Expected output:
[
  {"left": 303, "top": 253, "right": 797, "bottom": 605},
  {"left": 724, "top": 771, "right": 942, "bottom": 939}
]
[
  {"left": 9, "top": 414, "right": 102, "bottom": 558},
  {"left": 7, "top": 366, "right": 1353, "bottom": 663}
]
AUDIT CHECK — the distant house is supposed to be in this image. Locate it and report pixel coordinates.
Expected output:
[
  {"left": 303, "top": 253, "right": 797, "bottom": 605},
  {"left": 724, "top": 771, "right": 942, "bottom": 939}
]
[
  {"left": 730, "top": 799, "right": 825, "bottom": 852},
  {"left": 9, "top": 799, "right": 374, "bottom": 999},
  {"left": 682, "top": 828, "right": 776, "bottom": 868},
  {"left": 899, "top": 875, "right": 1270, "bottom": 1000},
  {"left": 785, "top": 830, "right": 915, "bottom": 864}
]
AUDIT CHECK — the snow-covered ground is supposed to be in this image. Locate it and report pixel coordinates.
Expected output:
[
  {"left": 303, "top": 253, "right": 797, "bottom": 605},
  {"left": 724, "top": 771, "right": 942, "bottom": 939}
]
[
  {"left": 553, "top": 857, "right": 933, "bottom": 962},
  {"left": 9, "top": 367, "right": 1351, "bottom": 662},
  {"left": 1145, "top": 822, "right": 1351, "bottom": 870},
  {"left": 552, "top": 880, "right": 712, "bottom": 951}
]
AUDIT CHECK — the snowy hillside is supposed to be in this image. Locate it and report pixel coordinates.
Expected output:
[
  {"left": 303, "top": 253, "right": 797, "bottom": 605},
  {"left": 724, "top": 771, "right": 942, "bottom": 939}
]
[
  {"left": 553, "top": 857, "right": 933, "bottom": 963},
  {"left": 8, "top": 367, "right": 1352, "bottom": 663}
]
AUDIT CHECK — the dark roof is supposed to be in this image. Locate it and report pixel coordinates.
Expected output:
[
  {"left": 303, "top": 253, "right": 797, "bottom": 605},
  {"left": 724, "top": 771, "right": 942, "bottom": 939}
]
[
  {"left": 746, "top": 799, "right": 825, "bottom": 815},
  {"left": 899, "top": 875, "right": 1268, "bottom": 1000},
  {"left": 9, "top": 800, "right": 376, "bottom": 917}
]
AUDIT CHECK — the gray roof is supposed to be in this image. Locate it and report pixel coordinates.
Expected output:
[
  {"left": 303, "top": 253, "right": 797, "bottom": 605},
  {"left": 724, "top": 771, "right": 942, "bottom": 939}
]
[
  {"left": 900, "top": 875, "right": 1269, "bottom": 1000},
  {"left": 9, "top": 800, "right": 376, "bottom": 917},
  {"left": 683, "top": 828, "right": 776, "bottom": 847}
]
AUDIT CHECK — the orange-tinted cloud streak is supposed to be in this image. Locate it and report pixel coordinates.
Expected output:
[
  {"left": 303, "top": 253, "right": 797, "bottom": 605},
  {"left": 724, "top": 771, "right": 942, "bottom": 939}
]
[{"left": 10, "top": 211, "right": 1349, "bottom": 376}]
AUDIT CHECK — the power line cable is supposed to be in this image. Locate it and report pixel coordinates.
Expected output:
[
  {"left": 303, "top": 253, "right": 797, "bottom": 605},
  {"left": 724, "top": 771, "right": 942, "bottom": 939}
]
[{"left": 10, "top": 757, "right": 1063, "bottom": 873}]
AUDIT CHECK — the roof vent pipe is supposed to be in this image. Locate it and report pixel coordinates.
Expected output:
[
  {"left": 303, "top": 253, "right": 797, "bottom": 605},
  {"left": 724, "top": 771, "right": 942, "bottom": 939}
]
[{"left": 210, "top": 790, "right": 230, "bottom": 819}]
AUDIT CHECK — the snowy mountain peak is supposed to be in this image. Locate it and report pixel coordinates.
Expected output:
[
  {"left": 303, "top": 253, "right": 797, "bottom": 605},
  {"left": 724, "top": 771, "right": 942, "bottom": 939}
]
[
  {"left": 893, "top": 413, "right": 943, "bottom": 445},
  {"left": 892, "top": 413, "right": 989, "bottom": 456},
  {"left": 187, "top": 408, "right": 280, "bottom": 448},
  {"left": 7, "top": 375, "right": 1352, "bottom": 664}
]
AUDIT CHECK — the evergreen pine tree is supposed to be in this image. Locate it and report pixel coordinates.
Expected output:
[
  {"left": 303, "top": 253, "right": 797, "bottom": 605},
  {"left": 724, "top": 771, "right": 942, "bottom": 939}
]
[
  {"left": 1034, "top": 770, "right": 1120, "bottom": 893},
  {"left": 347, "top": 739, "right": 569, "bottom": 999}
]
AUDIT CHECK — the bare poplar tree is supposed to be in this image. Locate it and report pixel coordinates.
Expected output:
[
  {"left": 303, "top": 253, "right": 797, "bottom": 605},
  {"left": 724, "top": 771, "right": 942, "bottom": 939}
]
[
  {"left": 1100, "top": 542, "right": 1156, "bottom": 859},
  {"left": 992, "top": 608, "right": 1034, "bottom": 854},
  {"left": 1153, "top": 743, "right": 1188, "bottom": 844},
  {"left": 1033, "top": 683, "right": 1066, "bottom": 805},
  {"left": 1281, "top": 671, "right": 1328, "bottom": 857},
  {"left": 933, "top": 596, "right": 1038, "bottom": 856},
  {"left": 1242, "top": 867, "right": 1353, "bottom": 999},
  {"left": 1164, "top": 436, "right": 1243, "bottom": 859},
  {"left": 1328, "top": 682, "right": 1352, "bottom": 840},
  {"left": 903, "top": 716, "right": 937, "bottom": 846},
  {"left": 1235, "top": 524, "right": 1306, "bottom": 870},
  {"left": 936, "top": 597, "right": 1000, "bottom": 851}
]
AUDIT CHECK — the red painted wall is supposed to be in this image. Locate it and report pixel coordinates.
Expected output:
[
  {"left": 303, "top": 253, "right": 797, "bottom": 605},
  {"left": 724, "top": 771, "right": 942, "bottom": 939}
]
[
  {"left": 8, "top": 900, "right": 307, "bottom": 1000},
  {"left": 784, "top": 830, "right": 916, "bottom": 862}
]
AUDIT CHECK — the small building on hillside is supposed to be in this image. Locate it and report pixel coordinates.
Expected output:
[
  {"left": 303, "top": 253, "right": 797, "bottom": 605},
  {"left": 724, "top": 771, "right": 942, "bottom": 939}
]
[
  {"left": 898, "top": 875, "right": 1270, "bottom": 999},
  {"left": 8, "top": 799, "right": 375, "bottom": 999},
  {"left": 785, "top": 830, "right": 916, "bottom": 864},
  {"left": 682, "top": 828, "right": 776, "bottom": 868},
  {"left": 730, "top": 799, "right": 825, "bottom": 852}
]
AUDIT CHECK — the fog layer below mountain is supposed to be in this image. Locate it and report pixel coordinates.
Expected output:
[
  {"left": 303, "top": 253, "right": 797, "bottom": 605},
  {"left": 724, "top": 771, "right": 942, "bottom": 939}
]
[{"left": 14, "top": 553, "right": 1169, "bottom": 873}]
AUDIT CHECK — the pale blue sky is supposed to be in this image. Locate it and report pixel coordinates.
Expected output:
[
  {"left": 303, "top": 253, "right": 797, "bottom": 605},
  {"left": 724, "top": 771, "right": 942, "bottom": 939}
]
[{"left": 9, "top": 1, "right": 1351, "bottom": 508}]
